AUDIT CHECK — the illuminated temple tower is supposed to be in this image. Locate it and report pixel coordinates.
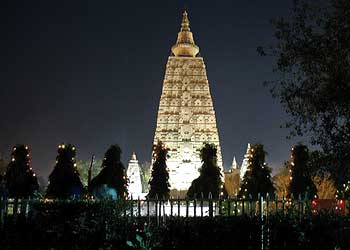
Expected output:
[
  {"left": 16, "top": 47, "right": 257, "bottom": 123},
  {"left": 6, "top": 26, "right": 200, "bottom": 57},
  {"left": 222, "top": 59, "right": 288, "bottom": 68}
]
[{"left": 153, "top": 11, "right": 223, "bottom": 191}]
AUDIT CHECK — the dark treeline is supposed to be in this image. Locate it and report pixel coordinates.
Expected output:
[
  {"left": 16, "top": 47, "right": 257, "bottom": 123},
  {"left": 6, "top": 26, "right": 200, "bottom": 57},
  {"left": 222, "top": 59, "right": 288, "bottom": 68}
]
[{"left": 0, "top": 140, "right": 345, "bottom": 201}]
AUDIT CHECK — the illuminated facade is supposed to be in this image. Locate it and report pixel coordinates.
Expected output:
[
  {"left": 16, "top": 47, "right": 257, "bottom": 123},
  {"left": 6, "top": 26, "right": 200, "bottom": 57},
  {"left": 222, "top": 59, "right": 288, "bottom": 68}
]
[
  {"left": 126, "top": 152, "right": 143, "bottom": 198},
  {"left": 153, "top": 11, "right": 223, "bottom": 191},
  {"left": 240, "top": 143, "right": 251, "bottom": 179}
]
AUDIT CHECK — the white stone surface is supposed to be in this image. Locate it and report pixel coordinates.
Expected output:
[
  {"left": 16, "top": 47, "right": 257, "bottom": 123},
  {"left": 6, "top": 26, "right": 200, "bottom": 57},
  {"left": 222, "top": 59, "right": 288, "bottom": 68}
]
[
  {"left": 240, "top": 143, "right": 251, "bottom": 179},
  {"left": 153, "top": 12, "right": 223, "bottom": 191},
  {"left": 127, "top": 152, "right": 143, "bottom": 198}
]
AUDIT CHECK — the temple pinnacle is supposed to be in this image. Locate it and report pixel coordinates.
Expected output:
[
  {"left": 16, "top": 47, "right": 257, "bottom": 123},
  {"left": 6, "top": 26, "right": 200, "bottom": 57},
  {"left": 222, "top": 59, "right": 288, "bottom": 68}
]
[
  {"left": 181, "top": 10, "right": 190, "bottom": 32},
  {"left": 171, "top": 10, "right": 199, "bottom": 57},
  {"left": 131, "top": 152, "right": 137, "bottom": 161}
]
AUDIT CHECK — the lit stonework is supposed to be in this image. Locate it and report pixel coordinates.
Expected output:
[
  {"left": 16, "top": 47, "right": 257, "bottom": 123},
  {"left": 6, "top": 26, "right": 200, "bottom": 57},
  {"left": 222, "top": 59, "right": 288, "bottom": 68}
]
[
  {"left": 240, "top": 143, "right": 251, "bottom": 179},
  {"left": 127, "top": 152, "right": 142, "bottom": 198},
  {"left": 153, "top": 11, "right": 223, "bottom": 191}
]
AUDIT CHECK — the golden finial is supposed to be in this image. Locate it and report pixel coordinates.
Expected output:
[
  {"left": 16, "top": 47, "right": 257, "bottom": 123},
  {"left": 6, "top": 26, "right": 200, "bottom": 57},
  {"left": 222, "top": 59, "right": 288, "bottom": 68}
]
[
  {"left": 181, "top": 10, "right": 190, "bottom": 32},
  {"left": 171, "top": 10, "right": 200, "bottom": 57}
]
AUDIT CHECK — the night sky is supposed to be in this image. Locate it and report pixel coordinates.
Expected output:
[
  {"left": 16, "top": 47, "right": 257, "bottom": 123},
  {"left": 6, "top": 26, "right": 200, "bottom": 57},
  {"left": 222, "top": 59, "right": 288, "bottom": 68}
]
[{"left": 1, "top": 0, "right": 302, "bottom": 178}]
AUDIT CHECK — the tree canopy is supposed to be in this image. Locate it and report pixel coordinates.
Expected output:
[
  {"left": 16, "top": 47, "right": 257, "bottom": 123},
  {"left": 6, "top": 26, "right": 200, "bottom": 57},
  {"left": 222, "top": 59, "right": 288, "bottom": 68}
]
[
  {"left": 288, "top": 144, "right": 317, "bottom": 199},
  {"left": 258, "top": 0, "right": 350, "bottom": 187},
  {"left": 187, "top": 143, "right": 222, "bottom": 199},
  {"left": 5, "top": 145, "right": 39, "bottom": 198},
  {"left": 76, "top": 158, "right": 102, "bottom": 187},
  {"left": 46, "top": 144, "right": 84, "bottom": 199},
  {"left": 89, "top": 144, "right": 128, "bottom": 199},
  {"left": 239, "top": 144, "right": 275, "bottom": 199},
  {"left": 147, "top": 141, "right": 170, "bottom": 200}
]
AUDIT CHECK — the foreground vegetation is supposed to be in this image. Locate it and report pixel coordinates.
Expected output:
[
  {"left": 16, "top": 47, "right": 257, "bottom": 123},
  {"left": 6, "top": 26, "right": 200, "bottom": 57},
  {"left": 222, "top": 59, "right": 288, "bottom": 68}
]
[{"left": 0, "top": 200, "right": 349, "bottom": 250}]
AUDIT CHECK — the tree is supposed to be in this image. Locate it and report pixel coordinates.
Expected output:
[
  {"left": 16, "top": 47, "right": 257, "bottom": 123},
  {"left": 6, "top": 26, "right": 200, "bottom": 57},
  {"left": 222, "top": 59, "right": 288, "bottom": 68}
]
[
  {"left": 76, "top": 158, "right": 102, "bottom": 187},
  {"left": 0, "top": 153, "right": 6, "bottom": 176},
  {"left": 187, "top": 143, "right": 222, "bottom": 199},
  {"left": 273, "top": 162, "right": 291, "bottom": 198},
  {"left": 224, "top": 171, "right": 240, "bottom": 197},
  {"left": 288, "top": 144, "right": 317, "bottom": 199},
  {"left": 239, "top": 144, "right": 275, "bottom": 199},
  {"left": 4, "top": 145, "right": 39, "bottom": 198},
  {"left": 46, "top": 144, "right": 84, "bottom": 199},
  {"left": 89, "top": 145, "right": 128, "bottom": 199},
  {"left": 258, "top": 0, "right": 350, "bottom": 187},
  {"left": 147, "top": 141, "right": 170, "bottom": 199},
  {"left": 313, "top": 173, "right": 336, "bottom": 199}
]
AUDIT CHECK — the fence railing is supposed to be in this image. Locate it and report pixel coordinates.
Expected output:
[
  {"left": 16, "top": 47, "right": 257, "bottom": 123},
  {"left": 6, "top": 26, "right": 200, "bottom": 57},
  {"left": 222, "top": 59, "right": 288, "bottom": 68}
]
[{"left": 1, "top": 194, "right": 349, "bottom": 225}]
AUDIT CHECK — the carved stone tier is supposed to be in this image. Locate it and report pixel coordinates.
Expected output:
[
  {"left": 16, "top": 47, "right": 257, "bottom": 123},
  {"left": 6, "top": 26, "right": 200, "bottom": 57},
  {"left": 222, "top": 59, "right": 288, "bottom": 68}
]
[{"left": 153, "top": 55, "right": 223, "bottom": 191}]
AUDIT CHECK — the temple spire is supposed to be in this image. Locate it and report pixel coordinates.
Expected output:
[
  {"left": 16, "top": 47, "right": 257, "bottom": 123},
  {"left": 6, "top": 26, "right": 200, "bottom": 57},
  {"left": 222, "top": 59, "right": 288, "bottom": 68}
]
[
  {"left": 131, "top": 152, "right": 137, "bottom": 161},
  {"left": 181, "top": 10, "right": 190, "bottom": 31},
  {"left": 171, "top": 10, "right": 199, "bottom": 57}
]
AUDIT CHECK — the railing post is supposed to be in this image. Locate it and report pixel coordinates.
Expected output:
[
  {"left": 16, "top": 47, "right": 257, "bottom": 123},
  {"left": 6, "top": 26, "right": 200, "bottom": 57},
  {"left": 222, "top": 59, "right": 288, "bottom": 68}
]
[
  {"left": 266, "top": 193, "right": 270, "bottom": 250},
  {"left": 249, "top": 194, "right": 253, "bottom": 217},
  {"left": 138, "top": 197, "right": 141, "bottom": 217},
  {"left": 200, "top": 193, "right": 204, "bottom": 217},
  {"left": 234, "top": 197, "right": 238, "bottom": 216},
  {"left": 146, "top": 197, "right": 150, "bottom": 223},
  {"left": 282, "top": 195, "right": 285, "bottom": 215},
  {"left": 275, "top": 195, "right": 278, "bottom": 214},
  {"left": 208, "top": 192, "right": 213, "bottom": 217},
  {"left": 242, "top": 197, "right": 245, "bottom": 215},
  {"left": 159, "top": 196, "right": 162, "bottom": 223},
  {"left": 186, "top": 197, "right": 189, "bottom": 218},
  {"left": 298, "top": 194, "right": 302, "bottom": 221},
  {"left": 266, "top": 193, "right": 270, "bottom": 217},
  {"left": 0, "top": 197, "right": 4, "bottom": 227},
  {"left": 193, "top": 195, "right": 197, "bottom": 218},
  {"left": 170, "top": 197, "right": 173, "bottom": 217},
  {"left": 155, "top": 195, "right": 159, "bottom": 226},
  {"left": 130, "top": 195, "right": 134, "bottom": 218},
  {"left": 177, "top": 196, "right": 180, "bottom": 218},
  {"left": 227, "top": 196, "right": 231, "bottom": 216},
  {"left": 162, "top": 196, "right": 166, "bottom": 225},
  {"left": 259, "top": 193, "right": 264, "bottom": 250}
]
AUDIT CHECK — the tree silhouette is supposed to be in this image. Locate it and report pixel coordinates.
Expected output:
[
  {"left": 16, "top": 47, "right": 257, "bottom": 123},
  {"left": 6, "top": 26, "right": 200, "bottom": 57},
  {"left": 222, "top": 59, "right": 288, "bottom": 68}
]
[
  {"left": 5, "top": 145, "right": 38, "bottom": 198},
  {"left": 0, "top": 153, "right": 6, "bottom": 176},
  {"left": 46, "top": 144, "right": 84, "bottom": 199},
  {"left": 187, "top": 143, "right": 222, "bottom": 199},
  {"left": 147, "top": 141, "right": 170, "bottom": 199},
  {"left": 288, "top": 144, "right": 317, "bottom": 199},
  {"left": 258, "top": 0, "right": 350, "bottom": 187},
  {"left": 76, "top": 158, "right": 102, "bottom": 187},
  {"left": 89, "top": 145, "right": 128, "bottom": 199},
  {"left": 239, "top": 144, "right": 275, "bottom": 199},
  {"left": 273, "top": 162, "right": 290, "bottom": 198},
  {"left": 313, "top": 173, "right": 336, "bottom": 199}
]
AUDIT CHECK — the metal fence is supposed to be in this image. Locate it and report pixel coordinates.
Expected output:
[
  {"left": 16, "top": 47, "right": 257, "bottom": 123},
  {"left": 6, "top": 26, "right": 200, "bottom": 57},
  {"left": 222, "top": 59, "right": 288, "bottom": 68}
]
[
  {"left": 1, "top": 195, "right": 349, "bottom": 250},
  {"left": 1, "top": 194, "right": 348, "bottom": 223}
]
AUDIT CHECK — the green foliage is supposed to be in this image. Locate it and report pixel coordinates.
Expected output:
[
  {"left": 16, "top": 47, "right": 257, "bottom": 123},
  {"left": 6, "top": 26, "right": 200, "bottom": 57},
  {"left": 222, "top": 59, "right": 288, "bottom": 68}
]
[
  {"left": 126, "top": 224, "right": 159, "bottom": 250},
  {"left": 147, "top": 141, "right": 170, "bottom": 200},
  {"left": 187, "top": 143, "right": 222, "bottom": 199},
  {"left": 89, "top": 144, "right": 128, "bottom": 199},
  {"left": 76, "top": 158, "right": 102, "bottom": 187},
  {"left": 238, "top": 144, "right": 275, "bottom": 199},
  {"left": 336, "top": 180, "right": 350, "bottom": 199},
  {"left": 46, "top": 144, "right": 84, "bottom": 199},
  {"left": 1, "top": 207, "right": 350, "bottom": 250},
  {"left": 4, "top": 145, "right": 39, "bottom": 198},
  {"left": 258, "top": 0, "right": 350, "bottom": 187},
  {"left": 288, "top": 144, "right": 317, "bottom": 199}
]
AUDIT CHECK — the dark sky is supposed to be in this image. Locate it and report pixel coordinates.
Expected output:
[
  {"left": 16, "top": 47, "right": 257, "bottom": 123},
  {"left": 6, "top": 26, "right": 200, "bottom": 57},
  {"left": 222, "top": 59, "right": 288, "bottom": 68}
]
[{"left": 1, "top": 0, "right": 303, "bottom": 178}]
